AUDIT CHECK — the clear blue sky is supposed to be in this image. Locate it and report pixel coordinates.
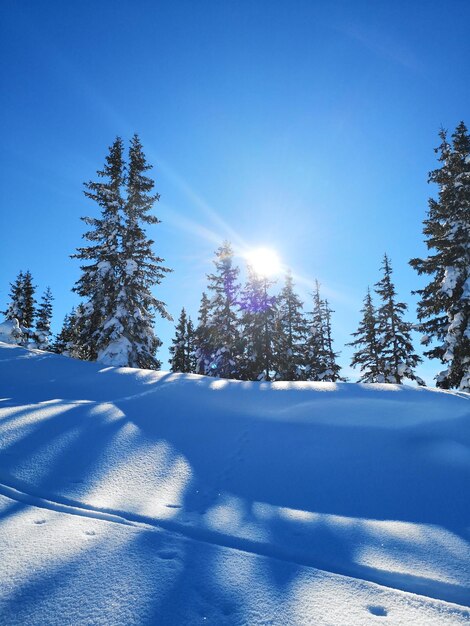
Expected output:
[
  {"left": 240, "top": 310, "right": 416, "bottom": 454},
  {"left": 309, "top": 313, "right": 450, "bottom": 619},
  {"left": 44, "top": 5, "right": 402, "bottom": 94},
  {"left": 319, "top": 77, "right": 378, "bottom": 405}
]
[{"left": 1, "top": 0, "right": 469, "bottom": 381}]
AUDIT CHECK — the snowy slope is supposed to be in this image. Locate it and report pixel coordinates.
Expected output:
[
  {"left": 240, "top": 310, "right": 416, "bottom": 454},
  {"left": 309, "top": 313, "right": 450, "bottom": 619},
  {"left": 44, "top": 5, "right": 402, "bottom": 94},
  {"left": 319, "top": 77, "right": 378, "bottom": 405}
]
[{"left": 0, "top": 342, "right": 469, "bottom": 625}]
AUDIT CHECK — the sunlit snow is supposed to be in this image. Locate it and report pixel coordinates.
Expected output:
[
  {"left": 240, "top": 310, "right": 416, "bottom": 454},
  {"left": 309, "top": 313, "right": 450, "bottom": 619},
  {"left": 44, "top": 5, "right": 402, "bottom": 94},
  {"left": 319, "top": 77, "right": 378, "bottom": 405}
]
[{"left": 0, "top": 342, "right": 469, "bottom": 625}]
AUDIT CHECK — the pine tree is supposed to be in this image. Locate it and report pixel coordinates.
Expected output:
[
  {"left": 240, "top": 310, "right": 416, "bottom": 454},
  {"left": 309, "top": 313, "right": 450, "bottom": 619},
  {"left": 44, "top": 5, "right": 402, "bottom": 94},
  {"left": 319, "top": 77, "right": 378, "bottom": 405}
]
[
  {"left": 349, "top": 288, "right": 384, "bottom": 382},
  {"left": 303, "top": 281, "right": 326, "bottom": 380},
  {"left": 99, "top": 135, "right": 172, "bottom": 368},
  {"left": 20, "top": 271, "right": 36, "bottom": 332},
  {"left": 274, "top": 270, "right": 306, "bottom": 380},
  {"left": 194, "top": 292, "right": 214, "bottom": 375},
  {"left": 303, "top": 282, "right": 344, "bottom": 381},
  {"left": 410, "top": 122, "right": 470, "bottom": 391},
  {"left": 186, "top": 316, "right": 197, "bottom": 373},
  {"left": 205, "top": 242, "right": 241, "bottom": 379},
  {"left": 3, "top": 270, "right": 36, "bottom": 345},
  {"left": 35, "top": 287, "right": 54, "bottom": 350},
  {"left": 239, "top": 268, "right": 277, "bottom": 381},
  {"left": 376, "top": 254, "right": 424, "bottom": 385},
  {"left": 3, "top": 271, "right": 24, "bottom": 322},
  {"left": 73, "top": 135, "right": 172, "bottom": 368},
  {"left": 52, "top": 308, "right": 81, "bottom": 357},
  {"left": 73, "top": 137, "right": 125, "bottom": 360},
  {"left": 321, "top": 299, "right": 345, "bottom": 381},
  {"left": 169, "top": 308, "right": 197, "bottom": 373}
]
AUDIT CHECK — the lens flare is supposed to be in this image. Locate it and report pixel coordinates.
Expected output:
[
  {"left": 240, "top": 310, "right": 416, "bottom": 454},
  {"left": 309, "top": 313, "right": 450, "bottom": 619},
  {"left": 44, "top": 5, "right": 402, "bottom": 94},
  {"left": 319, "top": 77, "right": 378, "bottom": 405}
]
[{"left": 245, "top": 247, "right": 282, "bottom": 277}]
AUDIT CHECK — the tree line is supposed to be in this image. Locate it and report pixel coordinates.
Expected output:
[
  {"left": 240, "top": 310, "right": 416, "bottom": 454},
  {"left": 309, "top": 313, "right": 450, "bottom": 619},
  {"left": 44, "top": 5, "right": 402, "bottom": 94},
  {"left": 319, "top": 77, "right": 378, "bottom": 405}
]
[{"left": 1, "top": 122, "right": 469, "bottom": 390}]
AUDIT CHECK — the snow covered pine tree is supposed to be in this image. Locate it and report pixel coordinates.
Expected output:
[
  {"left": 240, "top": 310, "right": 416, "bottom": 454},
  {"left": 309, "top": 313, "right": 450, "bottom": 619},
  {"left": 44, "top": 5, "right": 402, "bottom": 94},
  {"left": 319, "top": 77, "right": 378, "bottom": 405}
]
[
  {"left": 239, "top": 266, "right": 277, "bottom": 381},
  {"left": 73, "top": 137, "right": 125, "bottom": 360},
  {"left": 410, "top": 122, "right": 470, "bottom": 391},
  {"left": 73, "top": 135, "right": 172, "bottom": 368},
  {"left": 194, "top": 292, "right": 214, "bottom": 375},
  {"left": 2, "top": 270, "right": 36, "bottom": 345},
  {"left": 205, "top": 241, "right": 241, "bottom": 379},
  {"left": 303, "top": 281, "right": 343, "bottom": 381},
  {"left": 169, "top": 307, "right": 196, "bottom": 373},
  {"left": 349, "top": 288, "right": 384, "bottom": 382},
  {"left": 35, "top": 287, "right": 54, "bottom": 350},
  {"left": 274, "top": 270, "right": 306, "bottom": 381},
  {"left": 52, "top": 308, "right": 79, "bottom": 356},
  {"left": 375, "top": 254, "right": 424, "bottom": 385}
]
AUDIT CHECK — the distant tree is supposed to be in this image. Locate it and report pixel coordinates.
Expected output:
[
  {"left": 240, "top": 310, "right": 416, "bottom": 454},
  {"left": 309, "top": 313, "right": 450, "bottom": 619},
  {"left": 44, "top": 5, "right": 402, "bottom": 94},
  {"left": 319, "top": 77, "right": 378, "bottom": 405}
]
[
  {"left": 303, "top": 281, "right": 326, "bottom": 380},
  {"left": 321, "top": 299, "right": 345, "bottom": 382},
  {"left": 186, "top": 316, "right": 197, "bottom": 373},
  {"left": 410, "top": 122, "right": 470, "bottom": 391},
  {"left": 205, "top": 241, "right": 241, "bottom": 378},
  {"left": 3, "top": 270, "right": 36, "bottom": 345},
  {"left": 274, "top": 270, "right": 306, "bottom": 380},
  {"left": 169, "top": 308, "right": 196, "bottom": 373},
  {"left": 52, "top": 308, "right": 81, "bottom": 357},
  {"left": 375, "top": 254, "right": 424, "bottom": 385},
  {"left": 348, "top": 288, "right": 384, "bottom": 382},
  {"left": 194, "top": 292, "right": 214, "bottom": 375},
  {"left": 35, "top": 287, "right": 54, "bottom": 350},
  {"left": 239, "top": 267, "right": 277, "bottom": 381},
  {"left": 303, "top": 283, "right": 344, "bottom": 381},
  {"left": 3, "top": 271, "right": 23, "bottom": 321}
]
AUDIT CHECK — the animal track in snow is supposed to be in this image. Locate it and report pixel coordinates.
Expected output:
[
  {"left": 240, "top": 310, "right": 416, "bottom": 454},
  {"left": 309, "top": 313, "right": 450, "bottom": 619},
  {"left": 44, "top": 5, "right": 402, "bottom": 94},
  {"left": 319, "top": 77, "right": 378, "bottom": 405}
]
[{"left": 368, "top": 605, "right": 388, "bottom": 617}]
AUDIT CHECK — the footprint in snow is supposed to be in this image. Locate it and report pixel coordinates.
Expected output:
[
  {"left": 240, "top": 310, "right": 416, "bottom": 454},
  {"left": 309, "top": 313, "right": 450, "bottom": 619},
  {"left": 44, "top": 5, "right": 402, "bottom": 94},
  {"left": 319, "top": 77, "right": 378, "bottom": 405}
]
[
  {"left": 368, "top": 605, "right": 388, "bottom": 617},
  {"left": 157, "top": 550, "right": 179, "bottom": 560}
]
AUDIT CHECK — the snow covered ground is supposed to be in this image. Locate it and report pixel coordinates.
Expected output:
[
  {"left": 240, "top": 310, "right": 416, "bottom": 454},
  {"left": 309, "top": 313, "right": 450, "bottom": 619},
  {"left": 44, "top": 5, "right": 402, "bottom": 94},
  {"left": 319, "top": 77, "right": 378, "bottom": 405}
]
[{"left": 0, "top": 341, "right": 469, "bottom": 625}]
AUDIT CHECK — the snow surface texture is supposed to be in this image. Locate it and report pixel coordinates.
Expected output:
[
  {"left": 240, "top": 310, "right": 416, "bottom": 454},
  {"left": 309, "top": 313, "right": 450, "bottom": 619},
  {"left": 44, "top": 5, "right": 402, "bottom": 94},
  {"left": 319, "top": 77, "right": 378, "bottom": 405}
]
[{"left": 0, "top": 342, "right": 469, "bottom": 625}]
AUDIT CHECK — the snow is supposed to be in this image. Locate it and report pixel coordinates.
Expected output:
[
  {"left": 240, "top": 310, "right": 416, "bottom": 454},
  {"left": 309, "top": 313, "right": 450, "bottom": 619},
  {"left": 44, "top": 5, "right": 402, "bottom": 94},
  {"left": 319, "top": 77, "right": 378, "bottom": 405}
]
[
  {"left": 441, "top": 267, "right": 459, "bottom": 297},
  {"left": 0, "top": 342, "right": 469, "bottom": 624},
  {"left": 0, "top": 318, "right": 22, "bottom": 343}
]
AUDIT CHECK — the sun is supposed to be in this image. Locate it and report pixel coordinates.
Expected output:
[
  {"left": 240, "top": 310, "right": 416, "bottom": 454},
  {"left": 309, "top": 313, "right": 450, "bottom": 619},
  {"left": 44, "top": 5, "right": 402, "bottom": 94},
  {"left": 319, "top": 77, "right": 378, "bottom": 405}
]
[{"left": 245, "top": 247, "right": 282, "bottom": 277}]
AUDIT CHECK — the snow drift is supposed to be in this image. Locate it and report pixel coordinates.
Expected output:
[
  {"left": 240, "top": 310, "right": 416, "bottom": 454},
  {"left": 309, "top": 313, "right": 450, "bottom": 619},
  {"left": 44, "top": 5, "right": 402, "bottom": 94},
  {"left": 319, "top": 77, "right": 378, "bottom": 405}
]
[{"left": 0, "top": 342, "right": 469, "bottom": 625}]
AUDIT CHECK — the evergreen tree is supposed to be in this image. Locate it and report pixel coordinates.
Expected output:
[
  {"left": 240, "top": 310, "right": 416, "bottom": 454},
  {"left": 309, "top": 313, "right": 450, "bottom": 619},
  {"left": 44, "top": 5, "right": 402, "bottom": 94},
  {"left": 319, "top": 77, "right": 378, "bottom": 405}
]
[
  {"left": 35, "top": 287, "right": 54, "bottom": 350},
  {"left": 375, "top": 254, "right": 424, "bottom": 385},
  {"left": 73, "top": 135, "right": 172, "bottom": 368},
  {"left": 169, "top": 308, "right": 192, "bottom": 373},
  {"left": 100, "top": 135, "right": 172, "bottom": 368},
  {"left": 194, "top": 292, "right": 215, "bottom": 375},
  {"left": 3, "top": 271, "right": 24, "bottom": 322},
  {"left": 321, "top": 299, "right": 345, "bottom": 381},
  {"left": 349, "top": 288, "right": 384, "bottom": 382},
  {"left": 52, "top": 308, "right": 81, "bottom": 357},
  {"left": 239, "top": 268, "right": 277, "bottom": 381},
  {"left": 19, "top": 271, "right": 36, "bottom": 331},
  {"left": 303, "top": 281, "right": 326, "bottom": 380},
  {"left": 73, "top": 137, "right": 125, "bottom": 360},
  {"left": 410, "top": 122, "right": 470, "bottom": 391},
  {"left": 3, "top": 270, "right": 36, "bottom": 344},
  {"left": 186, "top": 316, "right": 197, "bottom": 373},
  {"left": 274, "top": 270, "right": 306, "bottom": 380},
  {"left": 303, "top": 283, "right": 344, "bottom": 381},
  {"left": 205, "top": 241, "right": 241, "bottom": 378}
]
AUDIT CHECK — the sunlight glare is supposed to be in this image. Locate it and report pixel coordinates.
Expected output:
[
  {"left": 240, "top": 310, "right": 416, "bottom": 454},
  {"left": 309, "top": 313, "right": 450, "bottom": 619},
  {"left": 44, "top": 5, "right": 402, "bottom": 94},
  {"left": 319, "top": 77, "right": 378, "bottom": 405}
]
[{"left": 245, "top": 247, "right": 282, "bottom": 277}]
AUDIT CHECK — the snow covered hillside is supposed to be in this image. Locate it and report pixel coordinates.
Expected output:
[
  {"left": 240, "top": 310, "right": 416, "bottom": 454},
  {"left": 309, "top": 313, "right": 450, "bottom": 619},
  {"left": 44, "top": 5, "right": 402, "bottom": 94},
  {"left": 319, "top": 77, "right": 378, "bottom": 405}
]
[{"left": 0, "top": 342, "right": 469, "bottom": 625}]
